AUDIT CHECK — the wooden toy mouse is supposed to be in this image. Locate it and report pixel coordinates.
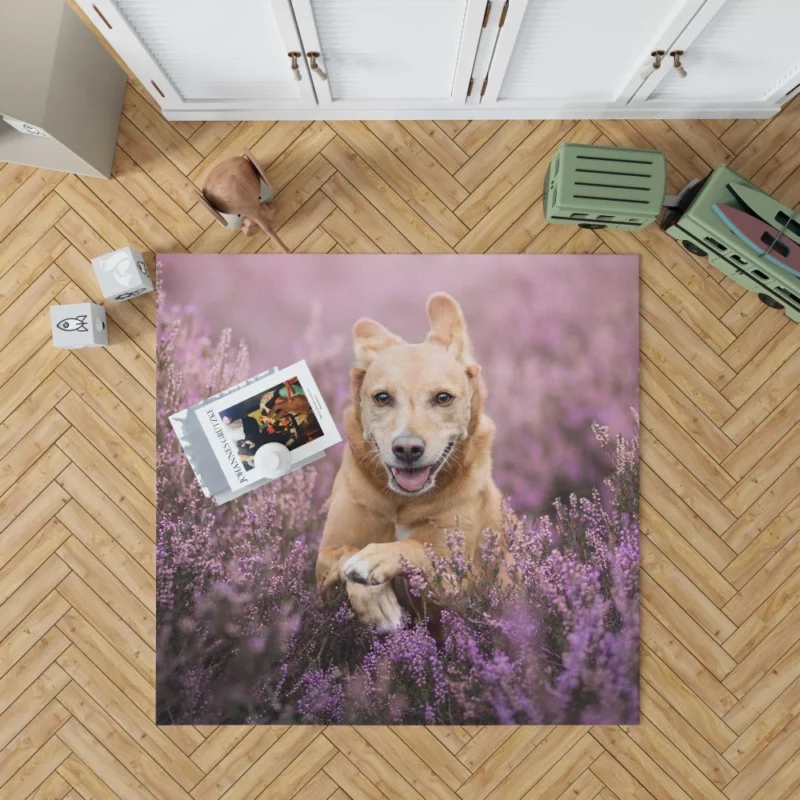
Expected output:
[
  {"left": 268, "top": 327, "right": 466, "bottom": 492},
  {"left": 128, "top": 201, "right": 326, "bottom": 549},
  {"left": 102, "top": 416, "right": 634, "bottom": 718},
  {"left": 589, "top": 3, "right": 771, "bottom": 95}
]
[{"left": 197, "top": 149, "right": 289, "bottom": 253}]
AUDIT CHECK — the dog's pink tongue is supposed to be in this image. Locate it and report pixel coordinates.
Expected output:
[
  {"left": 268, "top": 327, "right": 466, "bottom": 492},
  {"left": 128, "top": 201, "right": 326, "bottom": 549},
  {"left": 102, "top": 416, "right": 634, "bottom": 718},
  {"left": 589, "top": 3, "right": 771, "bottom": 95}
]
[{"left": 393, "top": 466, "right": 431, "bottom": 491}]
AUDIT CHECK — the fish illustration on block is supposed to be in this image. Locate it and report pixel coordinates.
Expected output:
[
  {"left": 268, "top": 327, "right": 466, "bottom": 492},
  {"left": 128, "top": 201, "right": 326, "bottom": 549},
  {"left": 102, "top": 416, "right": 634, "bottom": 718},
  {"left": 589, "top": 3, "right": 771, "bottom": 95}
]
[
  {"left": 50, "top": 303, "right": 107, "bottom": 349},
  {"left": 713, "top": 204, "right": 800, "bottom": 278},
  {"left": 56, "top": 315, "right": 89, "bottom": 332}
]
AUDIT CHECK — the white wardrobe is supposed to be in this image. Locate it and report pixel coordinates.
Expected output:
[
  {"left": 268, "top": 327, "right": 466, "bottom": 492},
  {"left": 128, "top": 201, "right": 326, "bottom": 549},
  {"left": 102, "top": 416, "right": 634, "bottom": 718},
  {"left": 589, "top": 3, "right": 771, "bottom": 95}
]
[{"left": 78, "top": 0, "right": 800, "bottom": 120}]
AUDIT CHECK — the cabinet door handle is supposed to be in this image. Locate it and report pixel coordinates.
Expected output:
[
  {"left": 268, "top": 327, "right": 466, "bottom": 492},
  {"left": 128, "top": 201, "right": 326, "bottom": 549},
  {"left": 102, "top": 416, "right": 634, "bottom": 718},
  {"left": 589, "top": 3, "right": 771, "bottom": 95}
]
[
  {"left": 288, "top": 52, "right": 302, "bottom": 81},
  {"left": 307, "top": 52, "right": 327, "bottom": 81},
  {"left": 670, "top": 50, "right": 687, "bottom": 79},
  {"left": 640, "top": 50, "right": 665, "bottom": 80}
]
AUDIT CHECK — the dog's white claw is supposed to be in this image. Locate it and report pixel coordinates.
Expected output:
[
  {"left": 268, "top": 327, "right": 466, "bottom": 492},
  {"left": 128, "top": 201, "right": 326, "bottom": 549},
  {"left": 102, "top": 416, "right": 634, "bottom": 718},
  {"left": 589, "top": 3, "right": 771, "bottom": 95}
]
[{"left": 342, "top": 554, "right": 372, "bottom": 584}]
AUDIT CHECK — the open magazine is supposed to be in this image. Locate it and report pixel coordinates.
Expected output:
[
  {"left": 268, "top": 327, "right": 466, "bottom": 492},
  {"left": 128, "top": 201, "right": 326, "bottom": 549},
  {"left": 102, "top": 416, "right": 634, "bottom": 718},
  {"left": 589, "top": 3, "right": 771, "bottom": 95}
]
[{"left": 170, "top": 360, "right": 342, "bottom": 504}]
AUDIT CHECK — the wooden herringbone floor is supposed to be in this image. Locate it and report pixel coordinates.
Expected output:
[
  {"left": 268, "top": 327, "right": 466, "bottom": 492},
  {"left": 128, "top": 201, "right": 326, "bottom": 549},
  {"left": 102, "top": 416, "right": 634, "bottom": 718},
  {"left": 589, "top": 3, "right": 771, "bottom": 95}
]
[{"left": 3, "top": 44, "right": 800, "bottom": 800}]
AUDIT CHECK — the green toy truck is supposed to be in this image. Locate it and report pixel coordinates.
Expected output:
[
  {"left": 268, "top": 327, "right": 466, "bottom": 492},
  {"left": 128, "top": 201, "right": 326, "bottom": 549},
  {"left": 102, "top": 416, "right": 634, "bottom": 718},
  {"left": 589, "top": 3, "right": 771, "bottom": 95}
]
[
  {"left": 660, "top": 165, "right": 800, "bottom": 323},
  {"left": 544, "top": 143, "right": 667, "bottom": 232},
  {"left": 544, "top": 142, "right": 800, "bottom": 322}
]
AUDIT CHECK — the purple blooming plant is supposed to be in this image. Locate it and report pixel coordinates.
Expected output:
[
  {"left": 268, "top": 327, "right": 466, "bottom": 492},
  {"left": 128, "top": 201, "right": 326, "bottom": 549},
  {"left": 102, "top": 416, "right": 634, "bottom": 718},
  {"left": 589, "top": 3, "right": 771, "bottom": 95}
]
[{"left": 156, "top": 303, "right": 640, "bottom": 726}]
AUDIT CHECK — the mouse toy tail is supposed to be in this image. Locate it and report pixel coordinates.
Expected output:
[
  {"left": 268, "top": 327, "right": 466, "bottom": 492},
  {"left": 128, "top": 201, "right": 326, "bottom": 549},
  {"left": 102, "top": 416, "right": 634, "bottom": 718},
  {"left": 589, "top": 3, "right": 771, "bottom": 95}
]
[{"left": 255, "top": 214, "right": 289, "bottom": 254}]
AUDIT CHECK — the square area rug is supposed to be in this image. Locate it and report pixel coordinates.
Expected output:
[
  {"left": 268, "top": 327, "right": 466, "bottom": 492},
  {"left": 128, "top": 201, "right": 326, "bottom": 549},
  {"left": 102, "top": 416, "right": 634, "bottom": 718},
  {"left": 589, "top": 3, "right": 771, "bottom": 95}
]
[{"left": 156, "top": 254, "right": 640, "bottom": 725}]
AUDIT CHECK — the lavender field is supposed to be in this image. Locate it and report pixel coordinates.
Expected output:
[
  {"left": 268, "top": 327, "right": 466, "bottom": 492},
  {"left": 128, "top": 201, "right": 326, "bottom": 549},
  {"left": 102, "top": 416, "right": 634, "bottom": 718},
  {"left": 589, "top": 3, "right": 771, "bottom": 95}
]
[{"left": 157, "top": 254, "right": 640, "bottom": 725}]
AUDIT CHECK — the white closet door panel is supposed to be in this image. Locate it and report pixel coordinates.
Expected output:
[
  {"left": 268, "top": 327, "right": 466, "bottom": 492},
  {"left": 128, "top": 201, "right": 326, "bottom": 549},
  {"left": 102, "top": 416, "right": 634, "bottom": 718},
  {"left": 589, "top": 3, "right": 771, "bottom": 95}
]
[
  {"left": 497, "top": 0, "right": 688, "bottom": 102},
  {"left": 302, "top": 0, "right": 470, "bottom": 102},
  {"left": 649, "top": 0, "right": 800, "bottom": 102},
  {"left": 112, "top": 0, "right": 299, "bottom": 102}
]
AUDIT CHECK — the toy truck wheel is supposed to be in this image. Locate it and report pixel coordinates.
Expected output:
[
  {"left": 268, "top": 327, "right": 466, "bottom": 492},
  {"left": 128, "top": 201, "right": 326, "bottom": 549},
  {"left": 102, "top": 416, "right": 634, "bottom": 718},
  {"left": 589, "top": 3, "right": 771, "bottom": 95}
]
[
  {"left": 682, "top": 240, "right": 707, "bottom": 257},
  {"left": 758, "top": 293, "right": 784, "bottom": 310},
  {"left": 578, "top": 223, "right": 606, "bottom": 230}
]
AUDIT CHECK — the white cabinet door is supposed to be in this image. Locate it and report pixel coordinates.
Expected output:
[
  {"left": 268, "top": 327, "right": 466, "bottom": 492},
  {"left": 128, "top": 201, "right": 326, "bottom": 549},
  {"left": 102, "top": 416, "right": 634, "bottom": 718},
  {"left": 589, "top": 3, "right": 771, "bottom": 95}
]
[
  {"left": 632, "top": 0, "right": 800, "bottom": 110},
  {"left": 289, "top": 0, "right": 486, "bottom": 108},
  {"left": 76, "top": 0, "right": 316, "bottom": 112},
  {"left": 480, "top": 0, "right": 707, "bottom": 111}
]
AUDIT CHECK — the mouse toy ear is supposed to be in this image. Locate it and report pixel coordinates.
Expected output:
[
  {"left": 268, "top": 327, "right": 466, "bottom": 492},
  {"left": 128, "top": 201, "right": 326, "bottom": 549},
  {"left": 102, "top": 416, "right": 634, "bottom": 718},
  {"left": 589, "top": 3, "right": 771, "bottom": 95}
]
[
  {"left": 425, "top": 292, "right": 473, "bottom": 363},
  {"left": 352, "top": 318, "right": 405, "bottom": 368}
]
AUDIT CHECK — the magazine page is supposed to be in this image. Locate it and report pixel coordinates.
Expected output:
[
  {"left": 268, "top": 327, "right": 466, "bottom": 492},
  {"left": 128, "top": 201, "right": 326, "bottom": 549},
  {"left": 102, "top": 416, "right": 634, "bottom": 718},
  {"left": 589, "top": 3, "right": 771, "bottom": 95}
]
[{"left": 195, "top": 360, "right": 342, "bottom": 491}]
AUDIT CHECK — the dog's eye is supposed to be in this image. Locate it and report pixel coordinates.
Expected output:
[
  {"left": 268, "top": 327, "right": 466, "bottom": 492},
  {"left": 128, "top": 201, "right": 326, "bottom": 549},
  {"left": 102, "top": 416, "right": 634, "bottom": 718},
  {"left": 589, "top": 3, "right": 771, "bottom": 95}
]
[
  {"left": 435, "top": 392, "right": 454, "bottom": 406},
  {"left": 373, "top": 392, "right": 391, "bottom": 405}
]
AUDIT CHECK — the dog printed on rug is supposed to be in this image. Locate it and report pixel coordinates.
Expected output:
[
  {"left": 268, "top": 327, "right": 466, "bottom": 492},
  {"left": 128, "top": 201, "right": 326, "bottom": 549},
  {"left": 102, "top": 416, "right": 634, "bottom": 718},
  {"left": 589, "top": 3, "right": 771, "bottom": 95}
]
[{"left": 316, "top": 292, "right": 507, "bottom": 632}]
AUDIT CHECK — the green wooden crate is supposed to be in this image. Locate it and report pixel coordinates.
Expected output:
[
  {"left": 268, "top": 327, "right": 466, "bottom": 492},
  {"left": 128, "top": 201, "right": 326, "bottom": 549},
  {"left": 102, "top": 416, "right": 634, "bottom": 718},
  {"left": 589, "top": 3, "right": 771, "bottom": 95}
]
[
  {"left": 544, "top": 143, "right": 667, "bottom": 231},
  {"left": 661, "top": 165, "right": 800, "bottom": 323}
]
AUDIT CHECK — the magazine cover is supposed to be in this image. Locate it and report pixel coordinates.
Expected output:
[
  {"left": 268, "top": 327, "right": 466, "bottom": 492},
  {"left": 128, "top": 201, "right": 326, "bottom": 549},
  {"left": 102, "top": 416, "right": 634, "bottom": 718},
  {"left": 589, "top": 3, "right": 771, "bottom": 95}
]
[{"left": 195, "top": 360, "right": 341, "bottom": 490}]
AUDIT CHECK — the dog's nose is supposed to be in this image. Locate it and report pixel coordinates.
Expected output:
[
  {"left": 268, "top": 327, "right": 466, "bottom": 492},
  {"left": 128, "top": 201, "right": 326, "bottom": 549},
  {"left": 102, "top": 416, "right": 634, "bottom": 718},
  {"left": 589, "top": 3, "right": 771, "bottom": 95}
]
[{"left": 392, "top": 436, "right": 425, "bottom": 464}]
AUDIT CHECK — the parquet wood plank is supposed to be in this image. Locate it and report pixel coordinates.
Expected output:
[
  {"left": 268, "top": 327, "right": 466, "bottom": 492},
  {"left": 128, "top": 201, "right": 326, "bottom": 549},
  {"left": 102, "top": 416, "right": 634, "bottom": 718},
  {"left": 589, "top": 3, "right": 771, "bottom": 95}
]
[
  {"left": 0, "top": 674, "right": 70, "bottom": 771},
  {"left": 55, "top": 464, "right": 154, "bottom": 576},
  {"left": 555, "top": 770, "right": 604, "bottom": 800},
  {"left": 641, "top": 537, "right": 736, "bottom": 643},
  {"left": 0, "top": 628, "right": 70, "bottom": 718},
  {"left": 457, "top": 727, "right": 551, "bottom": 800},
  {"left": 641, "top": 395, "right": 735, "bottom": 500},
  {"left": 640, "top": 462, "right": 736, "bottom": 572},
  {"left": 722, "top": 495, "right": 800, "bottom": 590},
  {"left": 57, "top": 752, "right": 124, "bottom": 800},
  {"left": 589, "top": 752, "right": 654, "bottom": 800},
  {"left": 724, "top": 532, "right": 800, "bottom": 624},
  {"left": 0, "top": 228, "right": 68, "bottom": 316},
  {"left": 56, "top": 536, "right": 154, "bottom": 645},
  {"left": 354, "top": 727, "right": 459, "bottom": 800},
  {"left": 111, "top": 147, "right": 202, "bottom": 248},
  {"left": 56, "top": 718, "right": 158, "bottom": 800},
  {"left": 321, "top": 174, "right": 414, "bottom": 253},
  {"left": 487, "top": 728, "right": 595, "bottom": 800},
  {"left": 457, "top": 122, "right": 598, "bottom": 251},
  {"left": 263, "top": 122, "right": 336, "bottom": 190},
  {"left": 324, "top": 727, "right": 425, "bottom": 800},
  {"left": 116, "top": 115, "right": 201, "bottom": 212},
  {"left": 0, "top": 591, "right": 70, "bottom": 684},
  {"left": 57, "top": 682, "right": 190, "bottom": 800},
  {"left": 122, "top": 86, "right": 202, "bottom": 177},
  {"left": 323, "top": 135, "right": 453, "bottom": 253},
  {"left": 724, "top": 643, "right": 800, "bottom": 735},
  {"left": 400, "top": 121, "right": 469, "bottom": 175},
  {"left": 323, "top": 751, "right": 387, "bottom": 800},
  {"left": 454, "top": 120, "right": 574, "bottom": 230},
  {"left": 0, "top": 699, "right": 71, "bottom": 789},
  {"left": 363, "top": 120, "right": 469, "bottom": 210},
  {"left": 55, "top": 393, "right": 155, "bottom": 504},
  {"left": 639, "top": 679, "right": 737, "bottom": 790},
  {"left": 0, "top": 733, "right": 71, "bottom": 800},
  {"left": 641, "top": 575, "right": 738, "bottom": 682},
  {"left": 2, "top": 66, "right": 800, "bottom": 800},
  {"left": 0, "top": 192, "right": 68, "bottom": 274},
  {"left": 640, "top": 357, "right": 735, "bottom": 462},
  {"left": 0, "top": 163, "right": 36, "bottom": 206},
  {"left": 190, "top": 728, "right": 289, "bottom": 800},
  {"left": 56, "top": 573, "right": 154, "bottom": 685},
  {"left": 57, "top": 646, "right": 203, "bottom": 791},
  {"left": 724, "top": 676, "right": 800, "bottom": 772}
]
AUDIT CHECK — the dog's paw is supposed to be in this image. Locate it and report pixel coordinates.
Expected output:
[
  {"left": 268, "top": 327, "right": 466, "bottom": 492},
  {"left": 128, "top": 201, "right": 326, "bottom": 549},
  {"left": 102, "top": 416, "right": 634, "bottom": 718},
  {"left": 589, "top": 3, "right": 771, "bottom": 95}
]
[
  {"left": 346, "top": 581, "right": 403, "bottom": 633},
  {"left": 343, "top": 544, "right": 399, "bottom": 586}
]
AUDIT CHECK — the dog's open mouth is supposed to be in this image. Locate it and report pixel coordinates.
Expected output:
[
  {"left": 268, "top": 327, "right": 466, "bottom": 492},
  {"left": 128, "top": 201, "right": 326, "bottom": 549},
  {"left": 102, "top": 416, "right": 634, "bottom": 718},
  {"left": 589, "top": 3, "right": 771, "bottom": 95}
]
[{"left": 388, "top": 442, "right": 454, "bottom": 494}]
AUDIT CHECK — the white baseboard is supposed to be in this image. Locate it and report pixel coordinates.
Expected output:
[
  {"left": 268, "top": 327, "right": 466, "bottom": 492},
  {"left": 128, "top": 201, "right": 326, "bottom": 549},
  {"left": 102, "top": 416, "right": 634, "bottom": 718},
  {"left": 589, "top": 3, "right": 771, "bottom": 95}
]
[{"left": 162, "top": 103, "right": 780, "bottom": 122}]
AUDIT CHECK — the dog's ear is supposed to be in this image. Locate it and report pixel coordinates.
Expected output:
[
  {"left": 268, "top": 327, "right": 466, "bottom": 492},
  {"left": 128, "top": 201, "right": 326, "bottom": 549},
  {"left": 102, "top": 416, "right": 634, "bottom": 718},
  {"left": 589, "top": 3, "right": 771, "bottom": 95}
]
[
  {"left": 426, "top": 293, "right": 473, "bottom": 363},
  {"left": 353, "top": 318, "right": 405, "bottom": 367},
  {"left": 350, "top": 367, "right": 366, "bottom": 403}
]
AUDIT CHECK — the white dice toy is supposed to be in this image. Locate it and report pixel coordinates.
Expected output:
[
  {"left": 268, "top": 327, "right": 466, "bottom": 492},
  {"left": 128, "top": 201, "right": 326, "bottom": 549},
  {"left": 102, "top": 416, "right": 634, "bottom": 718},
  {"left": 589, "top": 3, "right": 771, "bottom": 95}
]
[
  {"left": 91, "top": 246, "right": 154, "bottom": 302},
  {"left": 51, "top": 303, "right": 108, "bottom": 349}
]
